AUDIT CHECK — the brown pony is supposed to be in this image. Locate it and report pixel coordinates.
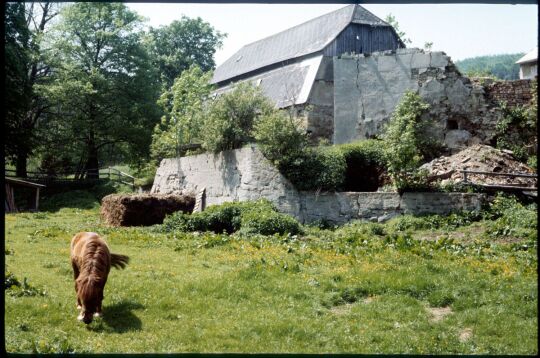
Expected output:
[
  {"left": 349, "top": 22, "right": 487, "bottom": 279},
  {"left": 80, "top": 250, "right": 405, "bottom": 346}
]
[{"left": 70, "top": 232, "right": 129, "bottom": 324}]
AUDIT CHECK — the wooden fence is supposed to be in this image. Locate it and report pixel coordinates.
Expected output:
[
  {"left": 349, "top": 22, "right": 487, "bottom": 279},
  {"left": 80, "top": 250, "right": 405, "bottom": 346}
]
[{"left": 5, "top": 167, "right": 135, "bottom": 188}]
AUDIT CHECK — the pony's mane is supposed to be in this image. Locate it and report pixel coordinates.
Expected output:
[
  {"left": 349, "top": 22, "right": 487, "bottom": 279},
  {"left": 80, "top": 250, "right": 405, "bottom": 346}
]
[{"left": 76, "top": 240, "right": 110, "bottom": 303}]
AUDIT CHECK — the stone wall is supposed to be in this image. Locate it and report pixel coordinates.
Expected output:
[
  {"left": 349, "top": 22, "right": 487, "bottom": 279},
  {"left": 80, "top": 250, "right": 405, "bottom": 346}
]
[
  {"left": 299, "top": 191, "right": 485, "bottom": 224},
  {"left": 151, "top": 145, "right": 302, "bottom": 217},
  {"left": 152, "top": 146, "right": 486, "bottom": 224},
  {"left": 333, "top": 49, "right": 501, "bottom": 152},
  {"left": 481, "top": 79, "right": 535, "bottom": 107}
]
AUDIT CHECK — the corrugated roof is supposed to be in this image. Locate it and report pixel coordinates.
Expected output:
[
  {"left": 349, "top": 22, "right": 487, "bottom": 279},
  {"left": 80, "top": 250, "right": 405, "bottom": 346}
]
[
  {"left": 516, "top": 47, "right": 538, "bottom": 64},
  {"left": 211, "top": 4, "right": 391, "bottom": 85},
  {"left": 212, "top": 55, "right": 323, "bottom": 108}
]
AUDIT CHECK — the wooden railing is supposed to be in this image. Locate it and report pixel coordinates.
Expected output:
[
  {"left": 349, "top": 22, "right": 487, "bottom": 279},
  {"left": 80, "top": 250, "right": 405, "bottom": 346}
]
[
  {"left": 461, "top": 170, "right": 537, "bottom": 190},
  {"left": 5, "top": 167, "right": 135, "bottom": 188}
]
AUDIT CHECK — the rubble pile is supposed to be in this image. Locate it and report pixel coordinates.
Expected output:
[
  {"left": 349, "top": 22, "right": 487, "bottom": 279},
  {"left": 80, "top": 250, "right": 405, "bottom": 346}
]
[{"left": 420, "top": 144, "right": 537, "bottom": 187}]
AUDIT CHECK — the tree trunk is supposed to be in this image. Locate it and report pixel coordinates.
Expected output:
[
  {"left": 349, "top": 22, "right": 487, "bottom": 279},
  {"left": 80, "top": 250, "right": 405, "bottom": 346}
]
[
  {"left": 84, "top": 136, "right": 100, "bottom": 180},
  {"left": 15, "top": 148, "right": 28, "bottom": 178}
]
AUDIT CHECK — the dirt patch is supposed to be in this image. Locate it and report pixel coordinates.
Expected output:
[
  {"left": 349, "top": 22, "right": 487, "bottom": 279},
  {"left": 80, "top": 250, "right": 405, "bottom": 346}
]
[
  {"left": 420, "top": 144, "right": 536, "bottom": 187},
  {"left": 101, "top": 193, "right": 195, "bottom": 227},
  {"left": 427, "top": 306, "right": 453, "bottom": 323},
  {"left": 330, "top": 303, "right": 354, "bottom": 316},
  {"left": 459, "top": 328, "right": 473, "bottom": 342}
]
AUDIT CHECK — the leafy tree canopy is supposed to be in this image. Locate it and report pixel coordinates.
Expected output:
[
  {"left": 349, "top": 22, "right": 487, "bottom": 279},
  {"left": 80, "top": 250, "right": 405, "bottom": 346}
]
[
  {"left": 41, "top": 2, "right": 161, "bottom": 177},
  {"left": 151, "top": 65, "right": 214, "bottom": 162},
  {"left": 455, "top": 53, "right": 524, "bottom": 80},
  {"left": 145, "top": 16, "right": 226, "bottom": 89}
]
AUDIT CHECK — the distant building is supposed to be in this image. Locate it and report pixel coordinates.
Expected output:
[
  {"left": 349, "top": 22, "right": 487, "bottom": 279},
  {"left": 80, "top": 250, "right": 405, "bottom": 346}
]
[{"left": 516, "top": 47, "right": 538, "bottom": 80}]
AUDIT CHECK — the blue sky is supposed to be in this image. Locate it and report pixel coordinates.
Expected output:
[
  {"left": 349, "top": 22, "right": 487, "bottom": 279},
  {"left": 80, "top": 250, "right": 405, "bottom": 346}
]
[{"left": 127, "top": 3, "right": 538, "bottom": 65}]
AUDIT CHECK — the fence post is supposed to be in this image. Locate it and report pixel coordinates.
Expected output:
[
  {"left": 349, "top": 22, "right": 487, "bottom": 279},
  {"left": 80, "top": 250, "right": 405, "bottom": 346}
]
[{"left": 463, "top": 171, "right": 468, "bottom": 183}]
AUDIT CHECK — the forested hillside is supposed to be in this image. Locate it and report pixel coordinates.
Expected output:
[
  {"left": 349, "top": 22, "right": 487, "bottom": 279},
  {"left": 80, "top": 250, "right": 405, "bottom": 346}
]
[{"left": 455, "top": 53, "right": 524, "bottom": 80}]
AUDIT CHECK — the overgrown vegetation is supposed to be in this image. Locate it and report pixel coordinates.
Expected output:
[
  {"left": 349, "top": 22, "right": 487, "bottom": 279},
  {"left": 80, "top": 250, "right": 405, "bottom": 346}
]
[
  {"left": 381, "top": 91, "right": 433, "bottom": 191},
  {"left": 162, "top": 199, "right": 303, "bottom": 236},
  {"left": 151, "top": 65, "right": 214, "bottom": 162},
  {"left": 494, "top": 80, "right": 537, "bottom": 168}
]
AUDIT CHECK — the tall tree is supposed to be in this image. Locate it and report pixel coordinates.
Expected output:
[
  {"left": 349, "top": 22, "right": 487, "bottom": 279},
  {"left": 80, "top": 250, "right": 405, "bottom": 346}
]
[
  {"left": 151, "top": 65, "right": 213, "bottom": 162},
  {"left": 4, "top": 2, "right": 59, "bottom": 177},
  {"left": 43, "top": 3, "right": 161, "bottom": 178},
  {"left": 145, "top": 16, "right": 225, "bottom": 89}
]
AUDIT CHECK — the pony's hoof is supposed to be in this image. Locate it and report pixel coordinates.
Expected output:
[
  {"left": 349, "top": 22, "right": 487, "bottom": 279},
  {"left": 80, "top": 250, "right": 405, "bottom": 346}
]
[
  {"left": 77, "top": 314, "right": 84, "bottom": 321},
  {"left": 93, "top": 312, "right": 102, "bottom": 318}
]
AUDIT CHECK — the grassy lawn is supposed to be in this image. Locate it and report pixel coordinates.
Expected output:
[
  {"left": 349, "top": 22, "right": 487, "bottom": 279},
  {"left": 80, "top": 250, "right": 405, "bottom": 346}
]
[{"left": 4, "top": 194, "right": 537, "bottom": 354}]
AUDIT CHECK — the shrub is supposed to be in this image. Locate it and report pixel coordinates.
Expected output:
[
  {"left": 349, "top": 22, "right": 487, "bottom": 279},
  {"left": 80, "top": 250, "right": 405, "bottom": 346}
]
[
  {"left": 151, "top": 65, "right": 214, "bottom": 162},
  {"left": 485, "top": 194, "right": 537, "bottom": 240},
  {"left": 254, "top": 110, "right": 309, "bottom": 167},
  {"left": 335, "top": 139, "right": 387, "bottom": 191},
  {"left": 162, "top": 199, "right": 302, "bottom": 236},
  {"left": 201, "top": 83, "right": 275, "bottom": 152},
  {"left": 381, "top": 91, "right": 431, "bottom": 191},
  {"left": 240, "top": 208, "right": 303, "bottom": 236},
  {"left": 495, "top": 102, "right": 537, "bottom": 163}
]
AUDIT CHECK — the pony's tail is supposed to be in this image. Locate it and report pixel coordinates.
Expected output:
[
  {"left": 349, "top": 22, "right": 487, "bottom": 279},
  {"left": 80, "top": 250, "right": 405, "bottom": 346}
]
[{"left": 110, "top": 253, "right": 130, "bottom": 269}]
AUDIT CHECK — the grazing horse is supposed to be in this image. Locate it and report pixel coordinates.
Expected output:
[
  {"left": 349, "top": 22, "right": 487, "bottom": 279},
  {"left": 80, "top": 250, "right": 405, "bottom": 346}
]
[{"left": 70, "top": 232, "right": 129, "bottom": 324}]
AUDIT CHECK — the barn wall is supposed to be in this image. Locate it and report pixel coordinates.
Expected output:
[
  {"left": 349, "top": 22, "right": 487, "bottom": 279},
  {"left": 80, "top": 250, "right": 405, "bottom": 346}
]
[{"left": 323, "top": 24, "right": 402, "bottom": 57}]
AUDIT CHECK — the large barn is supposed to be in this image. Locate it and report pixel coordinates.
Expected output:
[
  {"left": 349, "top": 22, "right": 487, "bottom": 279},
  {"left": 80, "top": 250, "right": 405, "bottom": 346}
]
[{"left": 211, "top": 4, "right": 404, "bottom": 141}]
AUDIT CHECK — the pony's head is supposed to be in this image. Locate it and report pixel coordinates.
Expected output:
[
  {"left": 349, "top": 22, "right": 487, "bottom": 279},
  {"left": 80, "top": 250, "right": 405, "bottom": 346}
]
[{"left": 76, "top": 276, "right": 104, "bottom": 324}]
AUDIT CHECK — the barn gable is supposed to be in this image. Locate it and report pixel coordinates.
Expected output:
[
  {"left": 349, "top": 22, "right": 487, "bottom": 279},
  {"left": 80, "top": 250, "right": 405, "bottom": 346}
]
[{"left": 211, "top": 4, "right": 403, "bottom": 86}]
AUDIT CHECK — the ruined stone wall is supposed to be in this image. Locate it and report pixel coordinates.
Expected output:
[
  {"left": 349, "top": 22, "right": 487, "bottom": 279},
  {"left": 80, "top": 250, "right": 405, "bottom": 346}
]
[
  {"left": 152, "top": 146, "right": 486, "bottom": 224},
  {"left": 480, "top": 79, "right": 535, "bottom": 107},
  {"left": 333, "top": 49, "right": 502, "bottom": 152},
  {"left": 151, "top": 145, "right": 302, "bottom": 217}
]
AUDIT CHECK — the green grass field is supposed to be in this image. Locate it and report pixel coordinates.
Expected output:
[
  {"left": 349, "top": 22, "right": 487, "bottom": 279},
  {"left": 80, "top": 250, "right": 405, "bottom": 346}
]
[{"left": 4, "top": 193, "right": 538, "bottom": 354}]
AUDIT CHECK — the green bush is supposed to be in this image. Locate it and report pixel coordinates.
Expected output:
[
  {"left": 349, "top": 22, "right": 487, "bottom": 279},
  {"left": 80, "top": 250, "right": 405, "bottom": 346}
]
[
  {"left": 201, "top": 83, "right": 275, "bottom": 152},
  {"left": 254, "top": 110, "right": 309, "bottom": 167},
  {"left": 151, "top": 65, "right": 214, "bottom": 162},
  {"left": 485, "top": 194, "right": 537, "bottom": 240},
  {"left": 381, "top": 91, "right": 431, "bottom": 191},
  {"left": 240, "top": 207, "right": 303, "bottom": 236},
  {"left": 162, "top": 199, "right": 302, "bottom": 236},
  {"left": 495, "top": 81, "right": 537, "bottom": 164}
]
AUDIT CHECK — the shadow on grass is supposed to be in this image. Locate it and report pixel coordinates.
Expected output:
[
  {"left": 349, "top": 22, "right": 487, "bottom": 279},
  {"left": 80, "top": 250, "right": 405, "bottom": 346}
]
[{"left": 87, "top": 300, "right": 144, "bottom": 333}]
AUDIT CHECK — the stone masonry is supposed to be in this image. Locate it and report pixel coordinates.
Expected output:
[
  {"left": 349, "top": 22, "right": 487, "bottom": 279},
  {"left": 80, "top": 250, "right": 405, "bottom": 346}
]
[
  {"left": 333, "top": 49, "right": 502, "bottom": 152},
  {"left": 152, "top": 146, "right": 486, "bottom": 224}
]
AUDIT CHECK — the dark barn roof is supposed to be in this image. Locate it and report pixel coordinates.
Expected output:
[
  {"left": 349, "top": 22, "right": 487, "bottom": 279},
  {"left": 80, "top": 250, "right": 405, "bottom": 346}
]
[{"left": 212, "top": 4, "right": 401, "bottom": 85}]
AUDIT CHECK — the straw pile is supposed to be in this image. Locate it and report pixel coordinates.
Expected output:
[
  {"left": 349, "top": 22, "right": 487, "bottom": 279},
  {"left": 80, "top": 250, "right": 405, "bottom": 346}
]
[{"left": 101, "top": 193, "right": 195, "bottom": 227}]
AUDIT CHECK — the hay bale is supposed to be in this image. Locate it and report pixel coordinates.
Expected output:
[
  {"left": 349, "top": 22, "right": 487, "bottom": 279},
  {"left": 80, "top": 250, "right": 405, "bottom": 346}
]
[{"left": 101, "top": 193, "right": 195, "bottom": 227}]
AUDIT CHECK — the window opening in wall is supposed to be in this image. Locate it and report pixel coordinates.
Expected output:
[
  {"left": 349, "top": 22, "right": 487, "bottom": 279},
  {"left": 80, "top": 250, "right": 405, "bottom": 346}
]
[{"left": 447, "top": 119, "right": 459, "bottom": 130}]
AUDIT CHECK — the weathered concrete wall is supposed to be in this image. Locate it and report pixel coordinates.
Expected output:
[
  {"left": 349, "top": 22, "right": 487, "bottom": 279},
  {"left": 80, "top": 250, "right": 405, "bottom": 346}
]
[
  {"left": 152, "top": 146, "right": 486, "bottom": 224},
  {"left": 333, "top": 49, "right": 501, "bottom": 152},
  {"left": 305, "top": 56, "right": 334, "bottom": 142},
  {"left": 151, "top": 145, "right": 302, "bottom": 217}
]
